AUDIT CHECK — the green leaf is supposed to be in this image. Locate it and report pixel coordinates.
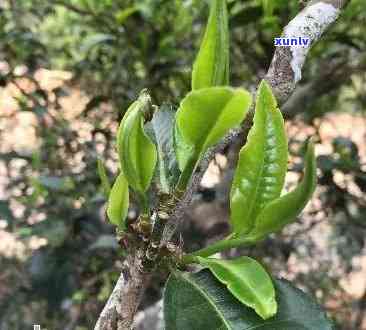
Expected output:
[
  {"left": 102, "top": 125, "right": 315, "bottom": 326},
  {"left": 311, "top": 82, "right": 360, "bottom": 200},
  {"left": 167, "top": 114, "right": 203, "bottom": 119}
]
[
  {"left": 192, "top": 0, "right": 229, "bottom": 90},
  {"left": 107, "top": 172, "right": 129, "bottom": 229},
  {"left": 151, "top": 104, "right": 180, "bottom": 193},
  {"left": 97, "top": 158, "right": 111, "bottom": 197},
  {"left": 115, "top": 6, "right": 139, "bottom": 25},
  {"left": 230, "top": 80, "right": 287, "bottom": 236},
  {"left": 89, "top": 235, "right": 119, "bottom": 251},
  {"left": 81, "top": 33, "right": 115, "bottom": 53},
  {"left": 197, "top": 256, "right": 277, "bottom": 319},
  {"left": 249, "top": 141, "right": 317, "bottom": 240},
  {"left": 164, "top": 270, "right": 333, "bottom": 330},
  {"left": 174, "top": 122, "right": 194, "bottom": 173},
  {"left": 175, "top": 87, "right": 252, "bottom": 175},
  {"left": 117, "top": 91, "right": 157, "bottom": 194},
  {"left": 262, "top": 0, "right": 275, "bottom": 16}
]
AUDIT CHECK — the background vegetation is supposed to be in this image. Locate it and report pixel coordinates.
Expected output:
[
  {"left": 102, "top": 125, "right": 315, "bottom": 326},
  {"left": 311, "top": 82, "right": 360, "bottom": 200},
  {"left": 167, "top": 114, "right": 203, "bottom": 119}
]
[{"left": 0, "top": 0, "right": 365, "bottom": 329}]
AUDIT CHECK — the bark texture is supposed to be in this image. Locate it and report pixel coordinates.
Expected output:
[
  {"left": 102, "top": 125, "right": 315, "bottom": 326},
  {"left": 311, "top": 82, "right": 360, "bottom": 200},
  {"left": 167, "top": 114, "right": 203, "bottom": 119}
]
[
  {"left": 94, "top": 253, "right": 150, "bottom": 330},
  {"left": 266, "top": 0, "right": 349, "bottom": 104},
  {"left": 95, "top": 1, "right": 350, "bottom": 328}
]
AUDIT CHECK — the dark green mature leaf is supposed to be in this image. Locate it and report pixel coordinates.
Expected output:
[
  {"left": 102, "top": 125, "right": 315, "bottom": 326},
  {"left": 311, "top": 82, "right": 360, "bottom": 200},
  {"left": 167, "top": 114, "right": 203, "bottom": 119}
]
[
  {"left": 164, "top": 270, "right": 333, "bottom": 330},
  {"left": 197, "top": 257, "right": 276, "bottom": 319},
  {"left": 192, "top": 0, "right": 229, "bottom": 90},
  {"left": 151, "top": 104, "right": 180, "bottom": 193},
  {"left": 107, "top": 172, "right": 129, "bottom": 229},
  {"left": 230, "top": 80, "right": 287, "bottom": 236},
  {"left": 175, "top": 87, "right": 251, "bottom": 174},
  {"left": 97, "top": 158, "right": 111, "bottom": 197},
  {"left": 117, "top": 91, "right": 157, "bottom": 194},
  {"left": 249, "top": 141, "right": 317, "bottom": 240}
]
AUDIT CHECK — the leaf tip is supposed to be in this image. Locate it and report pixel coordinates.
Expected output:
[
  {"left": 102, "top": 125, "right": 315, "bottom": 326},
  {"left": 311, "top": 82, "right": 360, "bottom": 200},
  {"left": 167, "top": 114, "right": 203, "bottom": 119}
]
[
  {"left": 258, "top": 296, "right": 278, "bottom": 320},
  {"left": 258, "top": 79, "right": 278, "bottom": 109},
  {"left": 236, "top": 87, "right": 253, "bottom": 107}
]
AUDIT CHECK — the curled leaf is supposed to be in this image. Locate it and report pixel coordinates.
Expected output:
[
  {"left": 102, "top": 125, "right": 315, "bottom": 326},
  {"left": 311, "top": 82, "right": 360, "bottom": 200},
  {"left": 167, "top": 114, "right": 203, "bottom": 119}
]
[
  {"left": 230, "top": 80, "right": 288, "bottom": 236},
  {"left": 175, "top": 87, "right": 252, "bottom": 179},
  {"left": 249, "top": 141, "right": 317, "bottom": 240},
  {"left": 117, "top": 91, "right": 157, "bottom": 194},
  {"left": 107, "top": 172, "right": 129, "bottom": 229},
  {"left": 197, "top": 256, "right": 277, "bottom": 320},
  {"left": 192, "top": 0, "right": 229, "bottom": 90}
]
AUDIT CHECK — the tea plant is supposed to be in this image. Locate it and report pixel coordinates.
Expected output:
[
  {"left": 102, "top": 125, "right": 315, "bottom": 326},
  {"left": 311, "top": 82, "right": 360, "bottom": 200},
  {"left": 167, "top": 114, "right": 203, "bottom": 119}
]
[{"left": 98, "top": 0, "right": 333, "bottom": 329}]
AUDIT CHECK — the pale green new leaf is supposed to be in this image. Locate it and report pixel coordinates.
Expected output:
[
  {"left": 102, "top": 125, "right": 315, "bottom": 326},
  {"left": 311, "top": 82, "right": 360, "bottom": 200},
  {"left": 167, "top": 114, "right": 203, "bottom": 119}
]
[
  {"left": 115, "top": 6, "right": 139, "bottom": 25},
  {"left": 164, "top": 270, "right": 334, "bottom": 330},
  {"left": 107, "top": 172, "right": 129, "bottom": 230},
  {"left": 117, "top": 92, "right": 157, "bottom": 194},
  {"left": 173, "top": 122, "right": 194, "bottom": 172},
  {"left": 197, "top": 256, "right": 277, "bottom": 320},
  {"left": 249, "top": 141, "right": 317, "bottom": 240},
  {"left": 192, "top": 0, "right": 229, "bottom": 90},
  {"left": 97, "top": 158, "right": 111, "bottom": 197},
  {"left": 230, "top": 80, "right": 287, "bottom": 236},
  {"left": 175, "top": 87, "right": 252, "bottom": 173}
]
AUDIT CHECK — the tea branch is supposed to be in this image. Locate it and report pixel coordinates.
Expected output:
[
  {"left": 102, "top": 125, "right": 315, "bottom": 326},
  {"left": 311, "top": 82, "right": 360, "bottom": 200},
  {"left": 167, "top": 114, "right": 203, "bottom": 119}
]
[
  {"left": 168, "top": 0, "right": 350, "bottom": 242},
  {"left": 94, "top": 1, "right": 350, "bottom": 329},
  {"left": 266, "top": 0, "right": 350, "bottom": 104}
]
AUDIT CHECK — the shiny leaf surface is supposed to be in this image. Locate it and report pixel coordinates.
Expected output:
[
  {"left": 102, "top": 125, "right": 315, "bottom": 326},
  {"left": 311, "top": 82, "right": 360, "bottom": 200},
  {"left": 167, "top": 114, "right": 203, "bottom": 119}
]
[
  {"left": 107, "top": 172, "right": 129, "bottom": 229},
  {"left": 164, "top": 270, "right": 333, "bottom": 330},
  {"left": 249, "top": 141, "right": 317, "bottom": 240},
  {"left": 175, "top": 87, "right": 251, "bottom": 174},
  {"left": 230, "top": 80, "right": 287, "bottom": 236},
  {"left": 197, "top": 256, "right": 277, "bottom": 319}
]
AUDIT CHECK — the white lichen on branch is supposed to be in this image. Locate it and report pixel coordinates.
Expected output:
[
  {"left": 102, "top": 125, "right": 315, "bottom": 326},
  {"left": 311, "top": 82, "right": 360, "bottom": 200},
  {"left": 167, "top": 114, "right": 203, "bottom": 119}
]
[
  {"left": 95, "top": 1, "right": 350, "bottom": 328},
  {"left": 284, "top": 2, "right": 340, "bottom": 83},
  {"left": 266, "top": 0, "right": 347, "bottom": 104}
]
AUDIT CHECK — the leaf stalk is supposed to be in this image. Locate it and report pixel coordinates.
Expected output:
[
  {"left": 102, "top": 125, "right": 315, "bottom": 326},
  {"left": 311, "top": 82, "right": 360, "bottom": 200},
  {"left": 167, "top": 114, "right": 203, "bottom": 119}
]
[{"left": 182, "top": 236, "right": 257, "bottom": 264}]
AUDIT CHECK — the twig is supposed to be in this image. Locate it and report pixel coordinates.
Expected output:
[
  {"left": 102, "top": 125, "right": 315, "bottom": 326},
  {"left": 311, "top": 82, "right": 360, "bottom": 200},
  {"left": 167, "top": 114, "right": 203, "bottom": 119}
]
[
  {"left": 94, "top": 1, "right": 350, "bottom": 328},
  {"left": 166, "top": 0, "right": 350, "bottom": 239},
  {"left": 266, "top": 0, "right": 350, "bottom": 104},
  {"left": 94, "top": 253, "right": 150, "bottom": 330}
]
